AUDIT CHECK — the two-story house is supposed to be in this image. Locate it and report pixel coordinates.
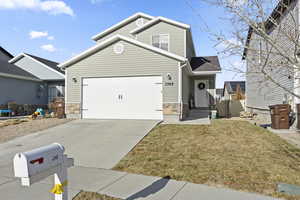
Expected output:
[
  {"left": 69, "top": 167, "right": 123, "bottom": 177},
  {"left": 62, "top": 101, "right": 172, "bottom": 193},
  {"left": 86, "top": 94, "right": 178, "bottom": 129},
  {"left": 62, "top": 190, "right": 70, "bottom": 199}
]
[
  {"left": 243, "top": 0, "right": 298, "bottom": 122},
  {"left": 59, "top": 13, "right": 221, "bottom": 121}
]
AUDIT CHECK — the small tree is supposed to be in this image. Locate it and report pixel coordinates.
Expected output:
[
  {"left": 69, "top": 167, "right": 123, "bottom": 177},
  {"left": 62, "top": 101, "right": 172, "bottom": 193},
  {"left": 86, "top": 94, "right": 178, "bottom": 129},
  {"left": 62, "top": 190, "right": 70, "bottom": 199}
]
[{"left": 202, "top": 0, "right": 300, "bottom": 100}]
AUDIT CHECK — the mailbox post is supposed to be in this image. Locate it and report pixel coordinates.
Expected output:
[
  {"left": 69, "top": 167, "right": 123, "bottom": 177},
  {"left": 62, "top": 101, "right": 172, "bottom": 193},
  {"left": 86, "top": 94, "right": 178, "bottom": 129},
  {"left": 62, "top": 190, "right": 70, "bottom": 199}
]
[{"left": 13, "top": 143, "right": 74, "bottom": 200}]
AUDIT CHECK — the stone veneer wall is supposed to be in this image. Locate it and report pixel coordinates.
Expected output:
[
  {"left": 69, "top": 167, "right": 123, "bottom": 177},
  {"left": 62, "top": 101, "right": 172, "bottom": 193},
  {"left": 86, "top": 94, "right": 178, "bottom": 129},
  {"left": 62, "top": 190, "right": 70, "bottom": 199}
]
[
  {"left": 66, "top": 103, "right": 81, "bottom": 118},
  {"left": 246, "top": 106, "right": 271, "bottom": 124},
  {"left": 163, "top": 103, "right": 180, "bottom": 115}
]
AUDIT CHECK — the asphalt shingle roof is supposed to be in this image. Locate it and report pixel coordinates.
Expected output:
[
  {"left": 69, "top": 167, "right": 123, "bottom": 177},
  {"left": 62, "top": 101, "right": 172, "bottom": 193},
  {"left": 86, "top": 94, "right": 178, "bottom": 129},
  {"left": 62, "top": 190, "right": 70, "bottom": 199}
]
[
  {"left": 0, "top": 46, "right": 13, "bottom": 60},
  {"left": 190, "top": 56, "right": 221, "bottom": 72},
  {"left": 0, "top": 60, "right": 39, "bottom": 79},
  {"left": 25, "top": 53, "right": 64, "bottom": 74}
]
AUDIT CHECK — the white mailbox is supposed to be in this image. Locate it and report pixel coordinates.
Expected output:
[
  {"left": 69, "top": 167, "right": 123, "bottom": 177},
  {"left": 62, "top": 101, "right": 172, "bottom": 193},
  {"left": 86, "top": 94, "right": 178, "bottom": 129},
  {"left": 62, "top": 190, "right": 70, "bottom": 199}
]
[{"left": 13, "top": 143, "right": 74, "bottom": 200}]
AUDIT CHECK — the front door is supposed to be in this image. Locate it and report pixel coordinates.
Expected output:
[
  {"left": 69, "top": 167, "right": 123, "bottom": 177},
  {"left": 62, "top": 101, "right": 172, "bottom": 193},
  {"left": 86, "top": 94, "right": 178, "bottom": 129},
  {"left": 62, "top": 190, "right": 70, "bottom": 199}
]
[{"left": 194, "top": 80, "right": 209, "bottom": 108}]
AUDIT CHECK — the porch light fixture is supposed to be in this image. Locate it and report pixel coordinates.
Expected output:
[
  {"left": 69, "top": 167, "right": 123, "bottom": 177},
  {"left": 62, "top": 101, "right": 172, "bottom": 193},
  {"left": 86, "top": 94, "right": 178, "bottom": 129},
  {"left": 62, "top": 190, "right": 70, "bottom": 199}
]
[
  {"left": 72, "top": 77, "right": 77, "bottom": 83},
  {"left": 166, "top": 73, "right": 172, "bottom": 81}
]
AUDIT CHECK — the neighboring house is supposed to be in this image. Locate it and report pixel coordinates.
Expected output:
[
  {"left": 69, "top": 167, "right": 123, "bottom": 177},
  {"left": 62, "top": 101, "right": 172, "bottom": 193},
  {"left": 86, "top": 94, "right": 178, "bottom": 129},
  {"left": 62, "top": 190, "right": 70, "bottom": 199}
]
[
  {"left": 9, "top": 53, "right": 65, "bottom": 103},
  {"left": 216, "top": 81, "right": 245, "bottom": 118},
  {"left": 59, "top": 12, "right": 221, "bottom": 121},
  {"left": 223, "top": 81, "right": 246, "bottom": 100},
  {"left": 243, "top": 0, "right": 297, "bottom": 121},
  {"left": 0, "top": 47, "right": 46, "bottom": 105}
]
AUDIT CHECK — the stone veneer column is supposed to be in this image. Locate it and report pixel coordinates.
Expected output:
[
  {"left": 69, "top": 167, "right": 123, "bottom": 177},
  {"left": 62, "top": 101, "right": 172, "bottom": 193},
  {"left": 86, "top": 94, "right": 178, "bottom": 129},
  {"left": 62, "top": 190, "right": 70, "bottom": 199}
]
[{"left": 65, "top": 103, "right": 81, "bottom": 118}]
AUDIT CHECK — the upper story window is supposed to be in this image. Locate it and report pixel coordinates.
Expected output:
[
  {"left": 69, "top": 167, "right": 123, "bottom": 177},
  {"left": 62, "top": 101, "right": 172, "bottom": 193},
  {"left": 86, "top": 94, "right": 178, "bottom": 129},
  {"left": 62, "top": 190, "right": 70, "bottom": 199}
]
[{"left": 152, "top": 34, "right": 169, "bottom": 51}]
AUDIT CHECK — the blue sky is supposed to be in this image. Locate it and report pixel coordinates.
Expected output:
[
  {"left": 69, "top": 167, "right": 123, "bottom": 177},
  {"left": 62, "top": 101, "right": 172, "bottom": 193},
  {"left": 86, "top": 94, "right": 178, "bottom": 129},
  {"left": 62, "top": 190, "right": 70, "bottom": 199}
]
[{"left": 0, "top": 0, "right": 245, "bottom": 88}]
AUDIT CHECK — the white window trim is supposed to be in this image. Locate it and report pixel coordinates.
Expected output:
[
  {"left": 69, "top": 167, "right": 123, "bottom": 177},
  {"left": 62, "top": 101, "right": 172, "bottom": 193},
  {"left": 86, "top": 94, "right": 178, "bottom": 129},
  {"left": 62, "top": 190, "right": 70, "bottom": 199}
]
[
  {"left": 48, "top": 85, "right": 65, "bottom": 103},
  {"left": 151, "top": 34, "right": 170, "bottom": 52}
]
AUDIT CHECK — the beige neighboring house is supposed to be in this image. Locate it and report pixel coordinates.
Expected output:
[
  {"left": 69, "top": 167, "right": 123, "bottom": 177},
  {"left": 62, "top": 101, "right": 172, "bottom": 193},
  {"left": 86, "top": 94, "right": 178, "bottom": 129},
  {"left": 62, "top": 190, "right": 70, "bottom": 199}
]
[
  {"left": 59, "top": 12, "right": 221, "bottom": 121},
  {"left": 223, "top": 81, "right": 246, "bottom": 101}
]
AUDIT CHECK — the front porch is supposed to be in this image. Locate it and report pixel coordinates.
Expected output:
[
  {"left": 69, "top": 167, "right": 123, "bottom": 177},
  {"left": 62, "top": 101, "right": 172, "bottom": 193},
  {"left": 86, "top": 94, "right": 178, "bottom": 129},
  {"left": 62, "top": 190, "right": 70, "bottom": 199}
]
[{"left": 182, "top": 75, "right": 216, "bottom": 123}]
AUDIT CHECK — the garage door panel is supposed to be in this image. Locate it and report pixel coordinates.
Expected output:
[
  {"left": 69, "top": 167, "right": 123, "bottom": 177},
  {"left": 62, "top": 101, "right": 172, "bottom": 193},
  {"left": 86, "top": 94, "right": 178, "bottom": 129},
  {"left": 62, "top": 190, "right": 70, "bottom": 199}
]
[{"left": 82, "top": 76, "right": 163, "bottom": 120}]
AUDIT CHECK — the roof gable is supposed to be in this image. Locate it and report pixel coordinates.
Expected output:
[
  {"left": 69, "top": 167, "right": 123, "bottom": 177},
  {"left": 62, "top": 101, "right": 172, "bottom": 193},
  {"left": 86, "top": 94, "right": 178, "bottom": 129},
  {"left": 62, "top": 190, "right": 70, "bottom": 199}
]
[
  {"left": 92, "top": 12, "right": 154, "bottom": 41},
  {"left": 242, "top": 0, "right": 296, "bottom": 59},
  {"left": 0, "top": 60, "right": 40, "bottom": 81},
  {"left": 59, "top": 34, "right": 187, "bottom": 68},
  {"left": 9, "top": 53, "right": 65, "bottom": 78},
  {"left": 130, "top": 16, "right": 190, "bottom": 35},
  {"left": 24, "top": 53, "right": 64, "bottom": 74}
]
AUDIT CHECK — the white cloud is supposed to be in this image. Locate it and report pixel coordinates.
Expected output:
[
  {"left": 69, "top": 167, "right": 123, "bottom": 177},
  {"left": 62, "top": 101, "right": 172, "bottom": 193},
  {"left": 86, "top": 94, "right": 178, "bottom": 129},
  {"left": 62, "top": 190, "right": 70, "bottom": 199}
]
[
  {"left": 47, "top": 36, "right": 55, "bottom": 40},
  {"left": 29, "top": 30, "right": 48, "bottom": 39},
  {"left": 0, "top": 0, "right": 74, "bottom": 16},
  {"left": 41, "top": 44, "right": 56, "bottom": 52}
]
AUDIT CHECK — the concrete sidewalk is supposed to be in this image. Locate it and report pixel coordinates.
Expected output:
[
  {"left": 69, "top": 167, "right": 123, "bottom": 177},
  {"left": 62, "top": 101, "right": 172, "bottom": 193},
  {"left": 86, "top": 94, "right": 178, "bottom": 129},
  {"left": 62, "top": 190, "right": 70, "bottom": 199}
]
[{"left": 0, "top": 165, "right": 280, "bottom": 200}]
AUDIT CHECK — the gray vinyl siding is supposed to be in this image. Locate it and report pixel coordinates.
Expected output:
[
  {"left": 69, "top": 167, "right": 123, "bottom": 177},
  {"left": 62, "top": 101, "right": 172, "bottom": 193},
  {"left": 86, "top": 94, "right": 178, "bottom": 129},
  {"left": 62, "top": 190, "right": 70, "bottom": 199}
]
[
  {"left": 0, "top": 77, "right": 47, "bottom": 105},
  {"left": 246, "top": 1, "right": 297, "bottom": 110},
  {"left": 66, "top": 40, "right": 180, "bottom": 104},
  {"left": 13, "top": 56, "right": 64, "bottom": 81},
  {"left": 136, "top": 21, "right": 186, "bottom": 57},
  {"left": 186, "top": 31, "right": 196, "bottom": 59},
  {"left": 95, "top": 17, "right": 151, "bottom": 43},
  {"left": 182, "top": 67, "right": 190, "bottom": 104}
]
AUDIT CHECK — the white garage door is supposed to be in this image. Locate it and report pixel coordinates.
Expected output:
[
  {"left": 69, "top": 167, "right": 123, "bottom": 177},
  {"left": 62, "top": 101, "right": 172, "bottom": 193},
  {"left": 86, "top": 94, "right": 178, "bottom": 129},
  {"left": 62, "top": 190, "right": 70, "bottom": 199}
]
[{"left": 82, "top": 76, "right": 163, "bottom": 120}]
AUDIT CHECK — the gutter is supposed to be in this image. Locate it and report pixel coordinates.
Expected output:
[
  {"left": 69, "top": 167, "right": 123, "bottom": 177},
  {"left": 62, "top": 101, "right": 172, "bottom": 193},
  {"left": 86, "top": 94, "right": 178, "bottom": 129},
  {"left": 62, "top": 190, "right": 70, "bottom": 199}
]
[
  {"left": 179, "top": 61, "right": 188, "bottom": 120},
  {"left": 0, "top": 72, "right": 42, "bottom": 82}
]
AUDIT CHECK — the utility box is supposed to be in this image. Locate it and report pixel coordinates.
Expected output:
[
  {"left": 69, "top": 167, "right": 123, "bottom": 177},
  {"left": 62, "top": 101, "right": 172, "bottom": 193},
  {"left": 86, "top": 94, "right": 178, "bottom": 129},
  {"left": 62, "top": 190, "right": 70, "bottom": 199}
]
[{"left": 269, "top": 104, "right": 291, "bottom": 129}]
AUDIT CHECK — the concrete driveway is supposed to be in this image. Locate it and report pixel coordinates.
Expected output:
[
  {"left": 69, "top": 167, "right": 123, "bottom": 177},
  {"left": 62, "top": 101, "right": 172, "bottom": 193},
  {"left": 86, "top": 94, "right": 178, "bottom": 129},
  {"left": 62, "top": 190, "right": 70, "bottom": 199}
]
[{"left": 0, "top": 119, "right": 159, "bottom": 169}]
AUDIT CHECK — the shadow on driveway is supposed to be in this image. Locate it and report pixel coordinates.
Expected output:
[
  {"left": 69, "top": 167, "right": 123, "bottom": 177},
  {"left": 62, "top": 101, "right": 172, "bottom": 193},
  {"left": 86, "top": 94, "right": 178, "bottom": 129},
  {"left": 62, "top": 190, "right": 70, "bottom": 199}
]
[{"left": 126, "top": 176, "right": 171, "bottom": 200}]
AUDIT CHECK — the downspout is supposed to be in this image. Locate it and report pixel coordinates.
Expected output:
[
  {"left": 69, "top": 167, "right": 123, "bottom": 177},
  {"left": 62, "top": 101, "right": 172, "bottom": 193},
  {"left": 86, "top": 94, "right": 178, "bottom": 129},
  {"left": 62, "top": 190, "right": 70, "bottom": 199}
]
[{"left": 179, "top": 61, "right": 188, "bottom": 120}]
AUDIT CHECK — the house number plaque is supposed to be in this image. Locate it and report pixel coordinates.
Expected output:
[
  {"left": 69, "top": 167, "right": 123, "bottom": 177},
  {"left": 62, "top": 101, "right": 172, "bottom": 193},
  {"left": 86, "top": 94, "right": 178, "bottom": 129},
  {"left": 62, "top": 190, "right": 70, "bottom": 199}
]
[{"left": 165, "top": 82, "right": 174, "bottom": 86}]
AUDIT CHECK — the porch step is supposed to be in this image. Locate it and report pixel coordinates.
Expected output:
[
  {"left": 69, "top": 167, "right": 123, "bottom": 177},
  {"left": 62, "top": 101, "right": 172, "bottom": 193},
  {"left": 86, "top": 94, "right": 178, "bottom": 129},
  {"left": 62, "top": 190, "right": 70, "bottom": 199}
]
[{"left": 189, "top": 109, "right": 210, "bottom": 118}]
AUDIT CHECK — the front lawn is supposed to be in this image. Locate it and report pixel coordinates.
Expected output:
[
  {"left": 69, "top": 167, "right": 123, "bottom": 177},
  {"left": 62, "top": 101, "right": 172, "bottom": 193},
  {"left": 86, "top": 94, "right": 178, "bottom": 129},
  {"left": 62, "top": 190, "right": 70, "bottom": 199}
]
[{"left": 113, "top": 120, "right": 300, "bottom": 200}]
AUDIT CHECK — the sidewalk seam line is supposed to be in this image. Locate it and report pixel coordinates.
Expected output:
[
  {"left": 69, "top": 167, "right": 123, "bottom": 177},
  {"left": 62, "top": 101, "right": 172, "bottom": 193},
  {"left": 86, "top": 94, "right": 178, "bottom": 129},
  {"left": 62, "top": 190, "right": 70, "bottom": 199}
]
[
  {"left": 0, "top": 178, "right": 16, "bottom": 187},
  {"left": 97, "top": 173, "right": 129, "bottom": 192},
  {"left": 169, "top": 182, "right": 188, "bottom": 200}
]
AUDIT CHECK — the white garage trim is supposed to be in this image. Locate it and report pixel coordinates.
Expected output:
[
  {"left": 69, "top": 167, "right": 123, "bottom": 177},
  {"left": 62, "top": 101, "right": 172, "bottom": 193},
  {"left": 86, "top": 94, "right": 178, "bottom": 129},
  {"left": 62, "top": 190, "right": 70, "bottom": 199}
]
[{"left": 81, "top": 76, "right": 163, "bottom": 120}]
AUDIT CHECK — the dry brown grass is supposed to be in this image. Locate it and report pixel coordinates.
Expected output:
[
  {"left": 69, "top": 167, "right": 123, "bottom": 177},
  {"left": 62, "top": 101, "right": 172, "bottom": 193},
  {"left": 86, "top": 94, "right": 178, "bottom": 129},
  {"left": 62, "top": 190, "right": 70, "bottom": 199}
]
[
  {"left": 114, "top": 120, "right": 300, "bottom": 200},
  {"left": 73, "top": 192, "right": 122, "bottom": 200},
  {"left": 0, "top": 118, "right": 29, "bottom": 128},
  {"left": 0, "top": 118, "right": 73, "bottom": 143}
]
